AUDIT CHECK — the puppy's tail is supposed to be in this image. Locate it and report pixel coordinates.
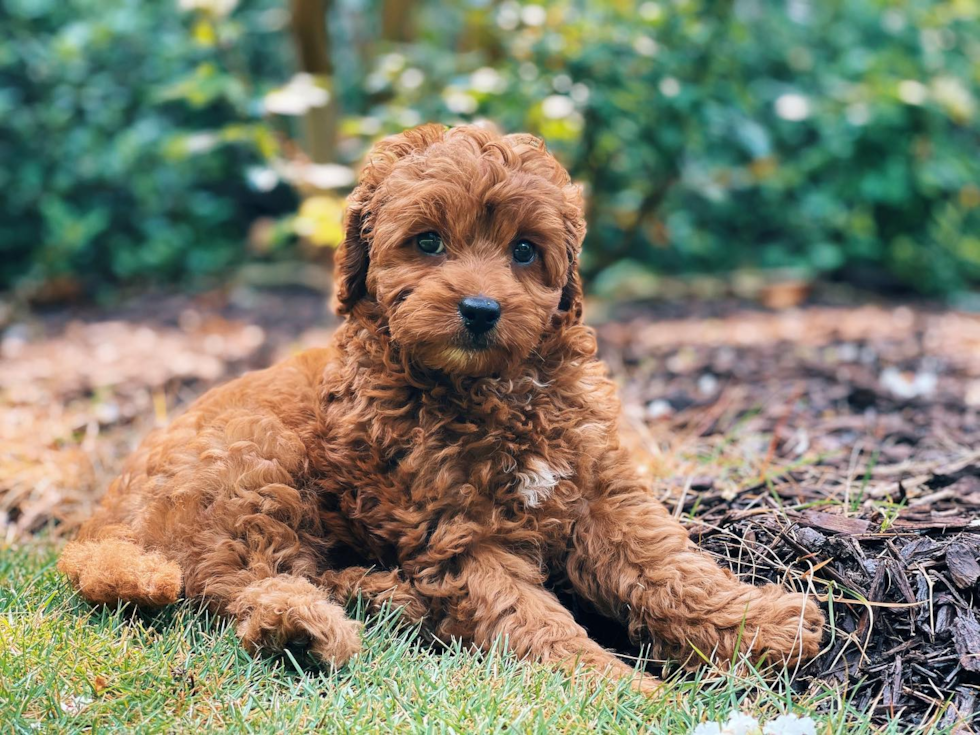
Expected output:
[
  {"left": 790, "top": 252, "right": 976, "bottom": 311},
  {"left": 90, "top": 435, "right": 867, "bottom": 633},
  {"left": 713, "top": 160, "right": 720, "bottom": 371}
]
[{"left": 59, "top": 530, "right": 182, "bottom": 608}]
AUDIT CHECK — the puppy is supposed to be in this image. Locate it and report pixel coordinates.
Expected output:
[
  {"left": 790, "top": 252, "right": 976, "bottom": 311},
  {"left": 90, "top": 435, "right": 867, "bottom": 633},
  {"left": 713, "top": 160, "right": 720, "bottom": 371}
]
[{"left": 60, "top": 124, "right": 823, "bottom": 689}]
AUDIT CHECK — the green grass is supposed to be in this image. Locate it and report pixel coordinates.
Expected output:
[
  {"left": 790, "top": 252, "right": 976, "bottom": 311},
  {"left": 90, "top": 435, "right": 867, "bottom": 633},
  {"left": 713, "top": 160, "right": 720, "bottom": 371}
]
[{"left": 0, "top": 546, "right": 923, "bottom": 734}]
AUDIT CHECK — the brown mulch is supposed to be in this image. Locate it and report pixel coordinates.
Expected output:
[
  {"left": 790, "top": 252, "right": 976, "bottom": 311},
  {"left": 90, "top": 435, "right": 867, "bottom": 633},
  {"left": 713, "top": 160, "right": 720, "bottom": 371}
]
[
  {"left": 598, "top": 300, "right": 980, "bottom": 731},
  {"left": 2, "top": 289, "right": 980, "bottom": 730},
  {"left": 0, "top": 287, "right": 336, "bottom": 541}
]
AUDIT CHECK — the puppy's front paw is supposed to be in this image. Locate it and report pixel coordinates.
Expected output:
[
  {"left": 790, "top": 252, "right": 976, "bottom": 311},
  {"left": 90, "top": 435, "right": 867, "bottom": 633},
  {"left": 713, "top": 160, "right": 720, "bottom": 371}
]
[
  {"left": 741, "top": 587, "right": 824, "bottom": 666},
  {"left": 232, "top": 576, "right": 364, "bottom": 668}
]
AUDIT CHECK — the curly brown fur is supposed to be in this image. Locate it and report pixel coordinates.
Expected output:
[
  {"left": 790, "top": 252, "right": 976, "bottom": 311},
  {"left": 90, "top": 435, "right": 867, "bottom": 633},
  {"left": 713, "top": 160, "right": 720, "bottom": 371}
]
[{"left": 60, "top": 124, "right": 824, "bottom": 687}]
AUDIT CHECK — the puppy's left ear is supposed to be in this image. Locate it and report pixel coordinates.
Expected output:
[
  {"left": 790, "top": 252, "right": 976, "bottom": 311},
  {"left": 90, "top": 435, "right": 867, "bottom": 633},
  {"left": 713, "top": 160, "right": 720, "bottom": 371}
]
[
  {"left": 557, "top": 183, "right": 587, "bottom": 324},
  {"left": 334, "top": 124, "right": 448, "bottom": 315}
]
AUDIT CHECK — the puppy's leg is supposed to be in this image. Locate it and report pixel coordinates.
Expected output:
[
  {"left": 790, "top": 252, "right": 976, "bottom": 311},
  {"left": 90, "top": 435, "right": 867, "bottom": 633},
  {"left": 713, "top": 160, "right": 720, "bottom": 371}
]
[
  {"left": 175, "top": 481, "right": 364, "bottom": 668},
  {"left": 228, "top": 575, "right": 362, "bottom": 667},
  {"left": 423, "top": 548, "right": 659, "bottom": 693},
  {"left": 66, "top": 407, "right": 361, "bottom": 668},
  {"left": 59, "top": 525, "right": 182, "bottom": 608},
  {"left": 319, "top": 567, "right": 429, "bottom": 625},
  {"left": 567, "top": 449, "right": 824, "bottom": 668}
]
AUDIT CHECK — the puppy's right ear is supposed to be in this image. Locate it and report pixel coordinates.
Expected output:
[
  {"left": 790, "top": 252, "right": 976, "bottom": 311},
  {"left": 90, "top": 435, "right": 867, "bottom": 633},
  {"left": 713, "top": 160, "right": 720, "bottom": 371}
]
[{"left": 333, "top": 124, "right": 448, "bottom": 315}]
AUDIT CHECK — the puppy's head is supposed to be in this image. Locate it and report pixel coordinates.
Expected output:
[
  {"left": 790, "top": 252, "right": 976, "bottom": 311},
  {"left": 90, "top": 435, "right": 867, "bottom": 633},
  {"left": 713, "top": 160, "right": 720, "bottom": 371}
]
[{"left": 335, "top": 124, "right": 585, "bottom": 377}]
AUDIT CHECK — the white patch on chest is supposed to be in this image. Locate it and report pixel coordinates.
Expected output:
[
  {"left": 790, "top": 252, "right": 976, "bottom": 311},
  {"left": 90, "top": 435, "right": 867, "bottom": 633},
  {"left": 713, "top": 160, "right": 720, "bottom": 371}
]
[{"left": 515, "top": 457, "right": 570, "bottom": 507}]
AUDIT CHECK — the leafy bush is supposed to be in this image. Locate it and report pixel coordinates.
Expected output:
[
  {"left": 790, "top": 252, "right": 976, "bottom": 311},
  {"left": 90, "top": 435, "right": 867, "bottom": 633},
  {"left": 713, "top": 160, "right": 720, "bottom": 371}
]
[
  {"left": 356, "top": 0, "right": 980, "bottom": 296},
  {"left": 0, "top": 0, "right": 294, "bottom": 294},
  {"left": 2, "top": 0, "right": 978, "bottom": 297}
]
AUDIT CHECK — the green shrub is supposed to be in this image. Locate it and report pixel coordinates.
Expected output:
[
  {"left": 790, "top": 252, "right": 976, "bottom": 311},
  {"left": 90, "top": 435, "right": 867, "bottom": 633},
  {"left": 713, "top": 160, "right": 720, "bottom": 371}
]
[
  {"left": 360, "top": 0, "right": 980, "bottom": 296},
  {"left": 0, "top": 0, "right": 294, "bottom": 294},
  {"left": 2, "top": 0, "right": 978, "bottom": 297}
]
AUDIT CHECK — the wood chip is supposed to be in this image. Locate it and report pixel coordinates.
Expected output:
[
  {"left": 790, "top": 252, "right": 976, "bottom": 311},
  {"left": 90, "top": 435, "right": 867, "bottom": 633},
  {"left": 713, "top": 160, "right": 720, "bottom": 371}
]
[
  {"left": 796, "top": 510, "right": 872, "bottom": 535},
  {"left": 947, "top": 543, "right": 980, "bottom": 589},
  {"left": 952, "top": 612, "right": 980, "bottom": 673}
]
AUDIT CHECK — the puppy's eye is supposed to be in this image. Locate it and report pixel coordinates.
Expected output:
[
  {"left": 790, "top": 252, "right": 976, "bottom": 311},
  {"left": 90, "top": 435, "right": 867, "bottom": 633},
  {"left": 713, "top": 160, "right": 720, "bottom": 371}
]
[
  {"left": 415, "top": 232, "right": 445, "bottom": 255},
  {"left": 512, "top": 239, "right": 536, "bottom": 265}
]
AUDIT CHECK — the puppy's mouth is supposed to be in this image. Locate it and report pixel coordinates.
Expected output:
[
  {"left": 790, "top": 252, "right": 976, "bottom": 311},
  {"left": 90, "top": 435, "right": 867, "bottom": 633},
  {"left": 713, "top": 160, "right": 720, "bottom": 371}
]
[
  {"left": 457, "top": 330, "right": 495, "bottom": 351},
  {"left": 430, "top": 329, "right": 505, "bottom": 374}
]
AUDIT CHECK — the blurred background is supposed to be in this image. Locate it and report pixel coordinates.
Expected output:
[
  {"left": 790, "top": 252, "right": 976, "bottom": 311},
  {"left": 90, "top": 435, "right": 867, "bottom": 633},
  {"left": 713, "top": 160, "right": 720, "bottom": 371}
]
[{"left": 2, "top": 0, "right": 979, "bottom": 307}]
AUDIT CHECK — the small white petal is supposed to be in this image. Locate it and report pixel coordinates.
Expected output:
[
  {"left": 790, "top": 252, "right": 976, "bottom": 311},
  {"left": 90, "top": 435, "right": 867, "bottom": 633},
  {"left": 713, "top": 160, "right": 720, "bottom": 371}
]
[
  {"left": 763, "top": 714, "right": 817, "bottom": 735},
  {"left": 541, "top": 95, "right": 575, "bottom": 119},
  {"left": 470, "top": 67, "right": 504, "bottom": 94},
  {"left": 444, "top": 89, "right": 478, "bottom": 114},
  {"left": 660, "top": 77, "right": 681, "bottom": 97},
  {"left": 691, "top": 723, "right": 725, "bottom": 735},
  {"left": 634, "top": 36, "right": 659, "bottom": 56},
  {"left": 898, "top": 80, "right": 927, "bottom": 105},
  {"left": 521, "top": 4, "right": 547, "bottom": 26},
  {"left": 775, "top": 93, "right": 811, "bottom": 121},
  {"left": 398, "top": 68, "right": 425, "bottom": 90}
]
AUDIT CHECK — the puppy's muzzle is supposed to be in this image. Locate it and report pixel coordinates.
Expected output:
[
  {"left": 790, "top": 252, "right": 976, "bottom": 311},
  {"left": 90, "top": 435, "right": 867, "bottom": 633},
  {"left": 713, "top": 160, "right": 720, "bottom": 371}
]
[{"left": 458, "top": 297, "right": 501, "bottom": 336}]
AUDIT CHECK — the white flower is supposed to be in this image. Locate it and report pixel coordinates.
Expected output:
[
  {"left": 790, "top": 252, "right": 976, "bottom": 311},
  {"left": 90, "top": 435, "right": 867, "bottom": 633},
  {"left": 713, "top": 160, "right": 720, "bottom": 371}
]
[
  {"left": 542, "top": 95, "right": 575, "bottom": 119},
  {"left": 786, "top": 0, "right": 811, "bottom": 24},
  {"left": 552, "top": 74, "right": 573, "bottom": 93},
  {"left": 263, "top": 74, "right": 329, "bottom": 116},
  {"left": 898, "top": 80, "right": 927, "bottom": 105},
  {"left": 775, "top": 93, "right": 811, "bottom": 121},
  {"left": 379, "top": 53, "right": 406, "bottom": 75},
  {"left": 183, "top": 132, "right": 218, "bottom": 154},
  {"left": 519, "top": 62, "right": 539, "bottom": 81},
  {"left": 846, "top": 102, "right": 870, "bottom": 126},
  {"left": 570, "top": 83, "right": 590, "bottom": 104},
  {"left": 932, "top": 76, "right": 975, "bottom": 120},
  {"left": 59, "top": 694, "right": 93, "bottom": 715},
  {"left": 357, "top": 116, "right": 382, "bottom": 135},
  {"left": 301, "top": 164, "right": 355, "bottom": 190},
  {"left": 246, "top": 166, "right": 278, "bottom": 192},
  {"left": 178, "top": 0, "right": 238, "bottom": 17},
  {"left": 497, "top": 1, "right": 520, "bottom": 30},
  {"left": 640, "top": 2, "right": 663, "bottom": 21},
  {"left": 692, "top": 711, "right": 763, "bottom": 735},
  {"left": 397, "top": 108, "right": 423, "bottom": 127},
  {"left": 398, "top": 68, "right": 425, "bottom": 90},
  {"left": 725, "top": 712, "right": 763, "bottom": 735},
  {"left": 444, "top": 89, "right": 478, "bottom": 114},
  {"left": 470, "top": 67, "right": 505, "bottom": 94},
  {"left": 278, "top": 162, "right": 354, "bottom": 190},
  {"left": 762, "top": 714, "right": 817, "bottom": 735},
  {"left": 645, "top": 399, "right": 673, "bottom": 420},
  {"left": 634, "top": 36, "right": 659, "bottom": 56},
  {"left": 693, "top": 710, "right": 816, "bottom": 735},
  {"left": 881, "top": 9, "right": 906, "bottom": 33},
  {"left": 692, "top": 723, "right": 724, "bottom": 735},
  {"left": 660, "top": 77, "right": 681, "bottom": 97},
  {"left": 880, "top": 366, "right": 937, "bottom": 399},
  {"left": 521, "top": 4, "right": 547, "bottom": 26}
]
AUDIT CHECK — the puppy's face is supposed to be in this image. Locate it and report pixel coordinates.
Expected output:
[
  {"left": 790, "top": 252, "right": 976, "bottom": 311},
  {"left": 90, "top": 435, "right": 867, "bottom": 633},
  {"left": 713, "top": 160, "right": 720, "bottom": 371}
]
[{"left": 337, "top": 125, "right": 585, "bottom": 377}]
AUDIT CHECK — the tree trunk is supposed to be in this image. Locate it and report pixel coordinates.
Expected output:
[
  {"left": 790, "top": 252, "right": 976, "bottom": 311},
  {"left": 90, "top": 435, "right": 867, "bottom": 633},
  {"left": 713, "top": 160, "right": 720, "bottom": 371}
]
[{"left": 289, "top": 0, "right": 337, "bottom": 163}]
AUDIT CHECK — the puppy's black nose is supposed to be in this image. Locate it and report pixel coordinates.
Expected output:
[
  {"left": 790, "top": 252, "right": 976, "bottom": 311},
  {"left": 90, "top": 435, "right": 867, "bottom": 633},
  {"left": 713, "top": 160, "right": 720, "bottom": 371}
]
[{"left": 458, "top": 296, "right": 501, "bottom": 335}]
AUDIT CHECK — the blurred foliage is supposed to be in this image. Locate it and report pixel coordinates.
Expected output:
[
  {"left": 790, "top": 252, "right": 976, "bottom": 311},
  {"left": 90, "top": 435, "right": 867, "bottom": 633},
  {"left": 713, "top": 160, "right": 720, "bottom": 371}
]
[
  {"left": 0, "top": 0, "right": 296, "bottom": 295},
  {"left": 2, "top": 0, "right": 979, "bottom": 298},
  {"left": 356, "top": 0, "right": 980, "bottom": 296}
]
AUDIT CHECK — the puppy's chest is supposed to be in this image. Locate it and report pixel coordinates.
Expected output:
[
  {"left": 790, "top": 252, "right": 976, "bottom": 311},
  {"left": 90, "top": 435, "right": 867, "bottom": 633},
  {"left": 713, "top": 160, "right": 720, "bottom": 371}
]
[{"left": 317, "top": 387, "right": 584, "bottom": 523}]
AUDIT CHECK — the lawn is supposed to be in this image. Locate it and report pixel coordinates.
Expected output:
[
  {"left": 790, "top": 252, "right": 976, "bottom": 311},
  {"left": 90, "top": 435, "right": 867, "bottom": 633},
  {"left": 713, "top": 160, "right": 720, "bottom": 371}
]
[
  {"left": 1, "top": 546, "right": 888, "bottom": 734},
  {"left": 2, "top": 290, "right": 979, "bottom": 733}
]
